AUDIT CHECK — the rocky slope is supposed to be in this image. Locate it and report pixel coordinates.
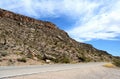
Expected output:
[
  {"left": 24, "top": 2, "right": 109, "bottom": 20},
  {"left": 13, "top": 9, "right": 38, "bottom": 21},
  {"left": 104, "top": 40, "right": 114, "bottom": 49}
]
[{"left": 0, "top": 8, "right": 113, "bottom": 65}]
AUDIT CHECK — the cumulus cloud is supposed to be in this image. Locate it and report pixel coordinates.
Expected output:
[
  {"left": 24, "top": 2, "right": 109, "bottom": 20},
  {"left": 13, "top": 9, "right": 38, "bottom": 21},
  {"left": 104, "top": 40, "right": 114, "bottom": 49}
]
[{"left": 0, "top": 0, "right": 120, "bottom": 42}]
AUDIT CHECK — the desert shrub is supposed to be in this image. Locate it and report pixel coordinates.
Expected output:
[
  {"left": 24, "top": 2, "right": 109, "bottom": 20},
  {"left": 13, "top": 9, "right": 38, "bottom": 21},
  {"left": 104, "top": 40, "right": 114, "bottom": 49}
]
[
  {"left": 36, "top": 54, "right": 42, "bottom": 60},
  {"left": 50, "top": 55, "right": 70, "bottom": 63},
  {"left": 27, "top": 54, "right": 33, "bottom": 59},
  {"left": 85, "top": 58, "right": 91, "bottom": 62},
  {"left": 51, "top": 59, "right": 59, "bottom": 63},
  {"left": 58, "top": 54, "right": 70, "bottom": 63},
  {"left": 78, "top": 57, "right": 86, "bottom": 62},
  {"left": 0, "top": 51, "right": 8, "bottom": 57},
  {"left": 15, "top": 52, "right": 24, "bottom": 55},
  {"left": 60, "top": 57, "right": 70, "bottom": 63},
  {"left": 51, "top": 58, "right": 70, "bottom": 63},
  {"left": 8, "top": 59, "right": 13, "bottom": 62},
  {"left": 17, "top": 57, "right": 27, "bottom": 63},
  {"left": 8, "top": 59, "right": 14, "bottom": 65},
  {"left": 112, "top": 58, "right": 120, "bottom": 67},
  {"left": 78, "top": 55, "right": 91, "bottom": 62}
]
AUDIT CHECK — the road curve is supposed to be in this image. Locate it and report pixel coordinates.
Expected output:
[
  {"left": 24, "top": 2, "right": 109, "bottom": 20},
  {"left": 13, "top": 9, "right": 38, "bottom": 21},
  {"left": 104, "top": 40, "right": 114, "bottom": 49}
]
[
  {"left": 0, "top": 62, "right": 120, "bottom": 79},
  {"left": 0, "top": 62, "right": 104, "bottom": 78}
]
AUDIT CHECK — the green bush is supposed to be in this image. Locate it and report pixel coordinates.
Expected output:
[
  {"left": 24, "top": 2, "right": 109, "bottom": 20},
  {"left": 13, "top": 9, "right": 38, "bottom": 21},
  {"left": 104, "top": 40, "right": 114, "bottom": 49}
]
[
  {"left": 112, "top": 58, "right": 120, "bottom": 67},
  {"left": 17, "top": 57, "right": 27, "bottom": 63}
]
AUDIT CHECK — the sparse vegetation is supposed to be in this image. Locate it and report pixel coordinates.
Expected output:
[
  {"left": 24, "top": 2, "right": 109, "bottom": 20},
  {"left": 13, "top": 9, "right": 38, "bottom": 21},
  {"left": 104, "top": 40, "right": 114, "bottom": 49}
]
[
  {"left": 17, "top": 57, "right": 27, "bottom": 63},
  {"left": 8, "top": 59, "right": 15, "bottom": 65},
  {"left": 36, "top": 54, "right": 42, "bottom": 60},
  {"left": 50, "top": 54, "right": 70, "bottom": 63},
  {"left": 60, "top": 57, "right": 70, "bottom": 63},
  {"left": 15, "top": 52, "right": 24, "bottom": 55},
  {"left": 112, "top": 58, "right": 120, "bottom": 67},
  {"left": 78, "top": 55, "right": 91, "bottom": 62},
  {"left": 85, "top": 58, "right": 91, "bottom": 62},
  {"left": 0, "top": 51, "right": 8, "bottom": 57},
  {"left": 27, "top": 53, "right": 33, "bottom": 59},
  {"left": 0, "top": 8, "right": 114, "bottom": 66},
  {"left": 103, "top": 63, "right": 115, "bottom": 68},
  {"left": 8, "top": 59, "right": 13, "bottom": 62}
]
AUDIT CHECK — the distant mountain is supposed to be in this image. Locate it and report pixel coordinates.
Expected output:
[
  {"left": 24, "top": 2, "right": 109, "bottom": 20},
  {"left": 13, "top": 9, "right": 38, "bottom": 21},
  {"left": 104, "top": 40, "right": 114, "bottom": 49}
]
[{"left": 0, "top": 8, "right": 113, "bottom": 65}]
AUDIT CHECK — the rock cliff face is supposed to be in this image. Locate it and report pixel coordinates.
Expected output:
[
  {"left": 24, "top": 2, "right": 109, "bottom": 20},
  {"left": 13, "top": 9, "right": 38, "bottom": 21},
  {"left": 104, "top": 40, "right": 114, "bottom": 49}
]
[
  {"left": 0, "top": 9, "right": 57, "bottom": 29},
  {"left": 0, "top": 8, "right": 113, "bottom": 65}
]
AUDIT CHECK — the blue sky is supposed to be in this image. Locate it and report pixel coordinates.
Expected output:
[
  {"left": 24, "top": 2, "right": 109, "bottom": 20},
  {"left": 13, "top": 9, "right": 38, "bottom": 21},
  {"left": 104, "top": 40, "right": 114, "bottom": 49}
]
[{"left": 0, "top": 0, "right": 120, "bottom": 56}]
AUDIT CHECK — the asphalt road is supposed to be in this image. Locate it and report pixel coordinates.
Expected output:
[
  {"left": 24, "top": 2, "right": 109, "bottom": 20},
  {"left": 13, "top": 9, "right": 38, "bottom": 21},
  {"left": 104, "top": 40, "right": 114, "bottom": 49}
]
[
  {"left": 0, "top": 62, "right": 120, "bottom": 79},
  {"left": 0, "top": 62, "right": 115, "bottom": 79}
]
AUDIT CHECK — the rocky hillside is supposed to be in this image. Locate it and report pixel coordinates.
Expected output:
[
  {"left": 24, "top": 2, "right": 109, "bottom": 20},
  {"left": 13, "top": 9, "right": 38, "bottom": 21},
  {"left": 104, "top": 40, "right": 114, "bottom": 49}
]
[{"left": 0, "top": 8, "right": 113, "bottom": 65}]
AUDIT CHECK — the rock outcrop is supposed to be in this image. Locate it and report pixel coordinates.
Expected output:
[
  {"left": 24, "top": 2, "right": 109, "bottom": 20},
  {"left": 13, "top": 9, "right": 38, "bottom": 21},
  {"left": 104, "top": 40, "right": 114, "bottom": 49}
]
[
  {"left": 0, "top": 9, "right": 57, "bottom": 29},
  {"left": 0, "top": 8, "right": 113, "bottom": 65}
]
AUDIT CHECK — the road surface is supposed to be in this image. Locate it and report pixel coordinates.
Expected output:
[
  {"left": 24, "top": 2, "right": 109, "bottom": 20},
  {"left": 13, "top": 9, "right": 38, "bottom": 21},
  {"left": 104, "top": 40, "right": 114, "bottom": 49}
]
[{"left": 0, "top": 62, "right": 120, "bottom": 79}]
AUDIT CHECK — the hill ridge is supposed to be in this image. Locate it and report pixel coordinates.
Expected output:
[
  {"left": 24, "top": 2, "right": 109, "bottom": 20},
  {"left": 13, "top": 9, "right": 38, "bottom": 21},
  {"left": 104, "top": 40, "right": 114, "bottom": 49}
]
[
  {"left": 0, "top": 8, "right": 113, "bottom": 65},
  {"left": 0, "top": 8, "right": 57, "bottom": 29}
]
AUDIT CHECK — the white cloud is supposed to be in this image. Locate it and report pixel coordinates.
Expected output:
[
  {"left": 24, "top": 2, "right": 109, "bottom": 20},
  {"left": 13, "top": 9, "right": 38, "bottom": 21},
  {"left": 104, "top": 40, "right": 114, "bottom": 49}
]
[
  {"left": 0, "top": 0, "right": 120, "bottom": 42},
  {"left": 67, "top": 0, "right": 120, "bottom": 42},
  {"left": 0, "top": 0, "right": 100, "bottom": 18}
]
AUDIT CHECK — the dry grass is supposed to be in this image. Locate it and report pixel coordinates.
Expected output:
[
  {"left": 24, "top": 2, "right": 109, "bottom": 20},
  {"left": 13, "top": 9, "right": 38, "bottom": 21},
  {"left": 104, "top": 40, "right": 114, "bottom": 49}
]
[{"left": 103, "top": 63, "right": 116, "bottom": 68}]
